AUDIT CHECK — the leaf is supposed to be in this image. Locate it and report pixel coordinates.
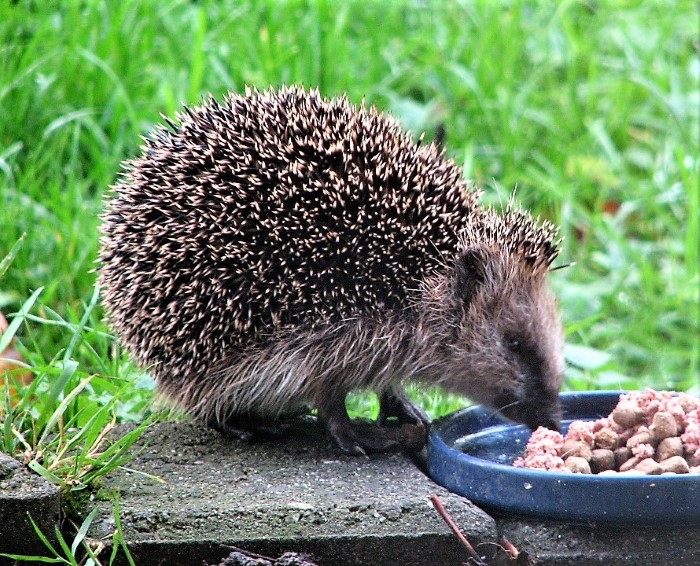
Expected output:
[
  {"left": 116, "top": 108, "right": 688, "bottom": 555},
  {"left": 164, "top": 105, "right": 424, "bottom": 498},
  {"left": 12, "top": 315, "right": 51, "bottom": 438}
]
[
  {"left": 0, "top": 554, "right": 63, "bottom": 563},
  {"left": 113, "top": 495, "right": 137, "bottom": 566},
  {"left": 595, "top": 370, "right": 636, "bottom": 387},
  {"left": 63, "top": 284, "right": 100, "bottom": 365},
  {"left": 38, "top": 371, "right": 90, "bottom": 447},
  {"left": 564, "top": 343, "right": 613, "bottom": 370}
]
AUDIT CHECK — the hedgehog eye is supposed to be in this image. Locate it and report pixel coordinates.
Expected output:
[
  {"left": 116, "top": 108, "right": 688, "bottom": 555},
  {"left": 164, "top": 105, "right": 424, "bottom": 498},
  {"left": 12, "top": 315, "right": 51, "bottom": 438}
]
[{"left": 506, "top": 337, "right": 523, "bottom": 354}]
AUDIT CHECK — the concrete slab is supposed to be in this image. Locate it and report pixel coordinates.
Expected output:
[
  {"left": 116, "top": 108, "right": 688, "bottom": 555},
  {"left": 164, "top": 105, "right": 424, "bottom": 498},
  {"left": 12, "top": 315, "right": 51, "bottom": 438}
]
[
  {"left": 496, "top": 516, "right": 700, "bottom": 566},
  {"left": 91, "top": 421, "right": 496, "bottom": 565},
  {"left": 4, "top": 419, "right": 699, "bottom": 565},
  {"left": 0, "top": 451, "right": 60, "bottom": 563}
]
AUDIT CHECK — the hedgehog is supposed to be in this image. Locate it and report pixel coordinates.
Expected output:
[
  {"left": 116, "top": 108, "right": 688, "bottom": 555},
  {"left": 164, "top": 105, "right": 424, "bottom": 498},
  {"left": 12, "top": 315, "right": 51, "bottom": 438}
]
[{"left": 98, "top": 86, "right": 564, "bottom": 455}]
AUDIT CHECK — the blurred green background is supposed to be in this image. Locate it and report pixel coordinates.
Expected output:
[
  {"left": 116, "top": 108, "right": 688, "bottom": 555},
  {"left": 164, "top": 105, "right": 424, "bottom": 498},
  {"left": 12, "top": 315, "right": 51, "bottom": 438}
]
[{"left": 1, "top": 0, "right": 698, "bottom": 423}]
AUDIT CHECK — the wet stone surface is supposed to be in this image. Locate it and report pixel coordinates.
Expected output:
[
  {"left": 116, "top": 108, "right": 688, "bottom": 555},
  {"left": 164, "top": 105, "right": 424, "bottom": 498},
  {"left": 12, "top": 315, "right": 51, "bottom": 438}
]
[
  {"left": 497, "top": 517, "right": 700, "bottom": 566},
  {"left": 90, "top": 421, "right": 495, "bottom": 565},
  {"left": 3, "top": 420, "right": 698, "bottom": 565},
  {"left": 0, "top": 451, "right": 61, "bottom": 563}
]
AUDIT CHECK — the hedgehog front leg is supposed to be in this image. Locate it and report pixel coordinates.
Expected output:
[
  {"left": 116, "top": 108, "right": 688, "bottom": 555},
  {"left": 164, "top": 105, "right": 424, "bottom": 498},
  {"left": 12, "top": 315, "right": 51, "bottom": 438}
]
[
  {"left": 317, "top": 390, "right": 426, "bottom": 455},
  {"left": 378, "top": 385, "right": 430, "bottom": 427}
]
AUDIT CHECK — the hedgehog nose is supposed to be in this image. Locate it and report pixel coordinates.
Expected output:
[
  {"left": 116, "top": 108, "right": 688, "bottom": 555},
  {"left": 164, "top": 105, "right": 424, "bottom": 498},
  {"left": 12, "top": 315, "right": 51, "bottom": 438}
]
[
  {"left": 498, "top": 398, "right": 561, "bottom": 432},
  {"left": 539, "top": 401, "right": 562, "bottom": 432},
  {"left": 521, "top": 402, "right": 561, "bottom": 432},
  {"left": 522, "top": 390, "right": 562, "bottom": 432},
  {"left": 535, "top": 413, "right": 561, "bottom": 433}
]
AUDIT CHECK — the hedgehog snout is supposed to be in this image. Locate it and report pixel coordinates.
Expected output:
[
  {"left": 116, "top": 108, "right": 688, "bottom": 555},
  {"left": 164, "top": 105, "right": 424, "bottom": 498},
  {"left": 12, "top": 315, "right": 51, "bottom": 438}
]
[
  {"left": 498, "top": 389, "right": 562, "bottom": 432},
  {"left": 512, "top": 362, "right": 563, "bottom": 432}
]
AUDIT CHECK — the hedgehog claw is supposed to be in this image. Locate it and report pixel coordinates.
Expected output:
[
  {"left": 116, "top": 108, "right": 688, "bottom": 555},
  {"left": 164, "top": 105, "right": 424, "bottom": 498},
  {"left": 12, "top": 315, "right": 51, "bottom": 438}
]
[
  {"left": 378, "top": 387, "right": 430, "bottom": 426},
  {"left": 325, "top": 418, "right": 416, "bottom": 455},
  {"left": 324, "top": 419, "right": 369, "bottom": 457},
  {"left": 319, "top": 393, "right": 427, "bottom": 454},
  {"left": 206, "top": 418, "right": 256, "bottom": 441},
  {"left": 206, "top": 415, "right": 299, "bottom": 441}
]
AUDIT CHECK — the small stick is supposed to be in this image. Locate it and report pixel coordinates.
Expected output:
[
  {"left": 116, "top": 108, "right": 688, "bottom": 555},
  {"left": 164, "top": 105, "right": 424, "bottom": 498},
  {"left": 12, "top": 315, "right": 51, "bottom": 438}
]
[
  {"left": 220, "top": 545, "right": 272, "bottom": 561},
  {"left": 498, "top": 535, "right": 520, "bottom": 559},
  {"left": 430, "top": 494, "right": 487, "bottom": 566}
]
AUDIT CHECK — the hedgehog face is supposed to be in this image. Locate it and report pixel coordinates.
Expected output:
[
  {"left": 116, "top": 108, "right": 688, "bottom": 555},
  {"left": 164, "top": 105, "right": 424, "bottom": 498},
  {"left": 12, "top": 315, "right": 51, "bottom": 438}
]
[{"left": 441, "top": 247, "right": 564, "bottom": 431}]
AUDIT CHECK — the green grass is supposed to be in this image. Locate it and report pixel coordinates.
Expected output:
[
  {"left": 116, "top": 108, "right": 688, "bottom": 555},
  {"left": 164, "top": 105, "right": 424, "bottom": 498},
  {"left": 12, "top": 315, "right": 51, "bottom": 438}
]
[
  {"left": 0, "top": 499, "right": 137, "bottom": 565},
  {"left": 1, "top": 0, "right": 698, "bottom": 436}
]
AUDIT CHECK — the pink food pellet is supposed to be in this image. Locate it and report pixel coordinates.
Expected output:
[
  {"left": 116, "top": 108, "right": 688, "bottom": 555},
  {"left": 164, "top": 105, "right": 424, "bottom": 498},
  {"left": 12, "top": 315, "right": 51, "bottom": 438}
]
[
  {"left": 513, "top": 390, "right": 700, "bottom": 475},
  {"left": 631, "top": 443, "right": 655, "bottom": 459},
  {"left": 565, "top": 420, "right": 595, "bottom": 446},
  {"left": 681, "top": 409, "right": 700, "bottom": 454}
]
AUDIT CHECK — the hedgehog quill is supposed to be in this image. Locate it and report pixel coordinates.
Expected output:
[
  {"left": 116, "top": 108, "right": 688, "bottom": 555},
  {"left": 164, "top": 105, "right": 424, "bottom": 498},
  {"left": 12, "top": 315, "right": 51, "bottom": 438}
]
[{"left": 99, "top": 86, "right": 564, "bottom": 455}]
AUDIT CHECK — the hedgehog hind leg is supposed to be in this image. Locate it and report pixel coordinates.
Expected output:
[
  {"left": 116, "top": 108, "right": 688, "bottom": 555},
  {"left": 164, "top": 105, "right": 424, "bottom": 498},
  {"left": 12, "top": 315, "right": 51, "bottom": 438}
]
[
  {"left": 206, "top": 415, "right": 286, "bottom": 441},
  {"left": 378, "top": 386, "right": 430, "bottom": 427},
  {"left": 206, "top": 405, "right": 313, "bottom": 441},
  {"left": 317, "top": 391, "right": 427, "bottom": 456}
]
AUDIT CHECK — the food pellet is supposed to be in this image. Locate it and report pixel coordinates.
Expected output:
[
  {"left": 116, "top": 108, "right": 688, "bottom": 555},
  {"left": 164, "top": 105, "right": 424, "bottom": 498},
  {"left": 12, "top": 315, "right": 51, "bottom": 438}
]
[
  {"left": 650, "top": 411, "right": 678, "bottom": 440},
  {"left": 590, "top": 448, "right": 615, "bottom": 473},
  {"left": 513, "top": 390, "right": 700, "bottom": 475},
  {"left": 594, "top": 428, "right": 619, "bottom": 450},
  {"left": 656, "top": 437, "right": 683, "bottom": 461},
  {"left": 565, "top": 456, "right": 591, "bottom": 474},
  {"left": 562, "top": 439, "right": 592, "bottom": 461},
  {"left": 659, "top": 455, "right": 690, "bottom": 474},
  {"left": 634, "top": 458, "right": 662, "bottom": 475}
]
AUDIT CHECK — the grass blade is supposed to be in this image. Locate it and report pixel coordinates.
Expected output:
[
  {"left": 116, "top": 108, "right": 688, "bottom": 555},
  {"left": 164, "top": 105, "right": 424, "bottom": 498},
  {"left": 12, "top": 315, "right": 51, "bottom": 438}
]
[
  {"left": 38, "top": 373, "right": 91, "bottom": 447},
  {"left": 0, "top": 287, "right": 43, "bottom": 354},
  {"left": 0, "top": 233, "right": 26, "bottom": 279},
  {"left": 70, "top": 507, "right": 99, "bottom": 557}
]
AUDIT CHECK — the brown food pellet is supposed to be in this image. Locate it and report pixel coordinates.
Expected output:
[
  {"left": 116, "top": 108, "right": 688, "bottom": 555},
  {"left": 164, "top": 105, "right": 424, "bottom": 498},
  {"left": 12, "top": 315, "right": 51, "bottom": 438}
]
[
  {"left": 627, "top": 430, "right": 654, "bottom": 449},
  {"left": 634, "top": 458, "right": 662, "bottom": 475},
  {"left": 619, "top": 455, "right": 642, "bottom": 472},
  {"left": 686, "top": 453, "right": 700, "bottom": 467},
  {"left": 612, "top": 405, "right": 645, "bottom": 428},
  {"left": 590, "top": 449, "right": 615, "bottom": 473},
  {"left": 561, "top": 439, "right": 592, "bottom": 461},
  {"left": 659, "top": 455, "right": 690, "bottom": 474},
  {"left": 565, "top": 456, "right": 591, "bottom": 474},
  {"left": 614, "top": 447, "right": 633, "bottom": 468},
  {"left": 650, "top": 411, "right": 678, "bottom": 441},
  {"left": 594, "top": 428, "right": 619, "bottom": 450},
  {"left": 656, "top": 437, "right": 683, "bottom": 461}
]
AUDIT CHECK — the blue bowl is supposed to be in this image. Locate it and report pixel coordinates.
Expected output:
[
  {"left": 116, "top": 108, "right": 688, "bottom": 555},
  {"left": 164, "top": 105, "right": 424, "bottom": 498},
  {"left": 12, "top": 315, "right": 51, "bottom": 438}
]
[{"left": 426, "top": 391, "right": 700, "bottom": 525}]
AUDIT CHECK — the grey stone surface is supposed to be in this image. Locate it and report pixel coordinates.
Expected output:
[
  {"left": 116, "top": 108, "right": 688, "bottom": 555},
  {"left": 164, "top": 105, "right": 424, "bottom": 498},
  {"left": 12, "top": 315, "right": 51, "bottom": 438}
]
[
  {"left": 0, "top": 451, "right": 60, "bottom": 563},
  {"left": 92, "top": 421, "right": 496, "bottom": 565},
  {"left": 5, "top": 419, "right": 697, "bottom": 565},
  {"left": 496, "top": 516, "right": 700, "bottom": 566}
]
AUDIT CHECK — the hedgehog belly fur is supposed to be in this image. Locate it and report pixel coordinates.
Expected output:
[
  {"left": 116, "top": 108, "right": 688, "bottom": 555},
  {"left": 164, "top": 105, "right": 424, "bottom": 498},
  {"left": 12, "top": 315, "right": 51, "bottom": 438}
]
[{"left": 168, "top": 315, "right": 442, "bottom": 424}]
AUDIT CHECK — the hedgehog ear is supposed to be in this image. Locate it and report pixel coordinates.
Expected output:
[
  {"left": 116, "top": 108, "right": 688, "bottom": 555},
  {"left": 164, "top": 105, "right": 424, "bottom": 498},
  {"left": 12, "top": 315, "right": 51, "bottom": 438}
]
[{"left": 452, "top": 248, "right": 488, "bottom": 305}]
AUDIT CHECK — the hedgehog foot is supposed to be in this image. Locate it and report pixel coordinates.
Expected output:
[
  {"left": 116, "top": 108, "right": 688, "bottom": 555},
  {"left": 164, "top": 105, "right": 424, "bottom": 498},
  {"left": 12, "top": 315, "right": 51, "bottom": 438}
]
[
  {"left": 378, "top": 386, "right": 430, "bottom": 426},
  {"left": 207, "top": 407, "right": 313, "bottom": 441},
  {"left": 318, "top": 393, "right": 427, "bottom": 456},
  {"left": 207, "top": 417, "right": 287, "bottom": 441}
]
